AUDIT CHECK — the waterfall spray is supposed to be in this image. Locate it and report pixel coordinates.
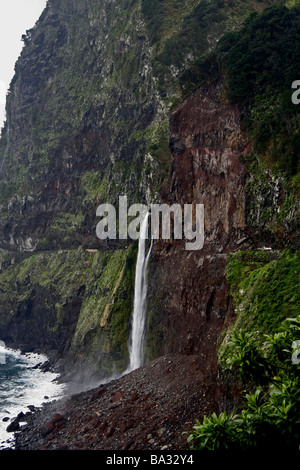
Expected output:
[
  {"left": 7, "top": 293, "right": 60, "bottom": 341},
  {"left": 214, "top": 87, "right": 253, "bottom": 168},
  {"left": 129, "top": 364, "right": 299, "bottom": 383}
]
[{"left": 128, "top": 212, "right": 152, "bottom": 372}]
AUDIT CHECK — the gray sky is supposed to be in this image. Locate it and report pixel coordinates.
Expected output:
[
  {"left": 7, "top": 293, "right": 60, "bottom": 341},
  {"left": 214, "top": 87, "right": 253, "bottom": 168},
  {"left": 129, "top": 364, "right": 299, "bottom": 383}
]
[{"left": 0, "top": 0, "right": 47, "bottom": 130}]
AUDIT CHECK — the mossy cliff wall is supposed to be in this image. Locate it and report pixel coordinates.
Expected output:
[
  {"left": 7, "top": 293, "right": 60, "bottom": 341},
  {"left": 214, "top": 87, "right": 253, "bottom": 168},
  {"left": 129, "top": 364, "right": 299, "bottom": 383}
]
[
  {"left": 0, "top": 0, "right": 298, "bottom": 384},
  {"left": 0, "top": 245, "right": 137, "bottom": 380}
]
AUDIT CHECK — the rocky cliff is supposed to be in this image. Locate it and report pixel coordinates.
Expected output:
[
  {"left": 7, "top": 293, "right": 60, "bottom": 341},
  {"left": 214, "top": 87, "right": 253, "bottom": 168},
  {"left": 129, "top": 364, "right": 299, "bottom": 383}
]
[
  {"left": 146, "top": 80, "right": 251, "bottom": 363},
  {"left": 0, "top": 1, "right": 299, "bottom": 446}
]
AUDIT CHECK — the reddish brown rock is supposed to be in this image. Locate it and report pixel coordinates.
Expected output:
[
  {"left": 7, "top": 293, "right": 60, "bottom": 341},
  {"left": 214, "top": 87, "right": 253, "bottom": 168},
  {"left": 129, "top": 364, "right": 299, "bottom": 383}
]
[
  {"left": 106, "top": 425, "right": 115, "bottom": 437},
  {"left": 52, "top": 413, "right": 65, "bottom": 424},
  {"left": 146, "top": 81, "right": 251, "bottom": 366},
  {"left": 119, "top": 422, "right": 127, "bottom": 433},
  {"left": 39, "top": 421, "right": 54, "bottom": 437},
  {"left": 92, "top": 388, "right": 106, "bottom": 400},
  {"left": 98, "top": 422, "right": 108, "bottom": 434},
  {"left": 110, "top": 391, "right": 124, "bottom": 403}
]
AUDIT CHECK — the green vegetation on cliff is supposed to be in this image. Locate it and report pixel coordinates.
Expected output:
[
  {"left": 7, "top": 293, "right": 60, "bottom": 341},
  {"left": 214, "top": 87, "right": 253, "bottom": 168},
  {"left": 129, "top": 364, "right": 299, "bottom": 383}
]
[
  {"left": 188, "top": 248, "right": 300, "bottom": 450},
  {"left": 179, "top": 3, "right": 300, "bottom": 247},
  {"left": 143, "top": 0, "right": 269, "bottom": 97},
  {"left": 70, "top": 244, "right": 138, "bottom": 375},
  {"left": 220, "top": 249, "right": 300, "bottom": 357},
  {"left": 180, "top": 4, "right": 300, "bottom": 184},
  {"left": 219, "top": 4, "right": 300, "bottom": 179},
  {"left": 0, "top": 244, "right": 137, "bottom": 377}
]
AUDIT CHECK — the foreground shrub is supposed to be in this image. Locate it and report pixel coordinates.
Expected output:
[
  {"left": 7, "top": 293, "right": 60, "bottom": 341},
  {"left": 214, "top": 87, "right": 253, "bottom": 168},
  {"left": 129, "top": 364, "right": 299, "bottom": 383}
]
[{"left": 187, "top": 316, "right": 300, "bottom": 450}]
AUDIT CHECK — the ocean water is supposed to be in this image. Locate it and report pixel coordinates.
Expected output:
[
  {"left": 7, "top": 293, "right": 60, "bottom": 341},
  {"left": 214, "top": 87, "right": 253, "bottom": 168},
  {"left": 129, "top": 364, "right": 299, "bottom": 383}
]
[{"left": 0, "top": 344, "right": 65, "bottom": 449}]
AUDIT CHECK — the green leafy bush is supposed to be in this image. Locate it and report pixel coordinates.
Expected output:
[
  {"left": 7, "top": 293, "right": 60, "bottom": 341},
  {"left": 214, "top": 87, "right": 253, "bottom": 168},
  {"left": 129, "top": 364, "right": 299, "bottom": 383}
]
[
  {"left": 187, "top": 316, "right": 300, "bottom": 450},
  {"left": 187, "top": 411, "right": 239, "bottom": 451},
  {"left": 224, "top": 330, "right": 269, "bottom": 384}
]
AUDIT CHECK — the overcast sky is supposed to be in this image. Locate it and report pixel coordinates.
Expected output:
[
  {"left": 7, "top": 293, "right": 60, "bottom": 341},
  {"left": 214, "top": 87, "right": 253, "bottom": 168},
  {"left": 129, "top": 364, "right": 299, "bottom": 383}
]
[{"left": 0, "top": 0, "right": 47, "bottom": 130}]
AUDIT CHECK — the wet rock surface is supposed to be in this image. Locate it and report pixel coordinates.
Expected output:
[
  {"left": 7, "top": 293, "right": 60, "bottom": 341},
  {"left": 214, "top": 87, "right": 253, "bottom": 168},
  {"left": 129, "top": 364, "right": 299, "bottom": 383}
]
[{"left": 15, "top": 354, "right": 225, "bottom": 451}]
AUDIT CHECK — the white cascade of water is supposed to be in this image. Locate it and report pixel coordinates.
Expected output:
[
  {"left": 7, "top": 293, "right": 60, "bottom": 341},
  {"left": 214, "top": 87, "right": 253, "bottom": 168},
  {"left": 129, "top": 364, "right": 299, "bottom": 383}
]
[{"left": 128, "top": 212, "right": 152, "bottom": 372}]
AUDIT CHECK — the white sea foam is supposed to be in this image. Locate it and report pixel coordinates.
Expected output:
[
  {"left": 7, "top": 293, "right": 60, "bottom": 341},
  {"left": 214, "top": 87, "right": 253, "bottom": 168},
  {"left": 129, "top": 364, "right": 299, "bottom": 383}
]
[{"left": 0, "top": 347, "right": 65, "bottom": 449}]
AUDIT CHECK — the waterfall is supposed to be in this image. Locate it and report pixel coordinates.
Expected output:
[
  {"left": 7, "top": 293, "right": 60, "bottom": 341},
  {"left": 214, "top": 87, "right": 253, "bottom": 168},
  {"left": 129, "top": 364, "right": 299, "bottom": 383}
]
[{"left": 128, "top": 212, "right": 152, "bottom": 372}]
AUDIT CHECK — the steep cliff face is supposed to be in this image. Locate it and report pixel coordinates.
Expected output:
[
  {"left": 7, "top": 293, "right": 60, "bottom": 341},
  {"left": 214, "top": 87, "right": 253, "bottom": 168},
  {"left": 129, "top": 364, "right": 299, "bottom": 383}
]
[
  {"left": 146, "top": 80, "right": 251, "bottom": 363},
  {"left": 0, "top": 0, "right": 162, "bottom": 254},
  {"left": 0, "top": 0, "right": 165, "bottom": 379},
  {"left": 0, "top": 0, "right": 298, "bottom": 387}
]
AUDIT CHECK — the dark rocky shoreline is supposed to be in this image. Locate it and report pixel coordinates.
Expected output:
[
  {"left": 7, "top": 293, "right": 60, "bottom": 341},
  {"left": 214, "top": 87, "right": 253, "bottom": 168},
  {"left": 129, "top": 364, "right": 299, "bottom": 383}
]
[{"left": 12, "top": 354, "right": 234, "bottom": 451}]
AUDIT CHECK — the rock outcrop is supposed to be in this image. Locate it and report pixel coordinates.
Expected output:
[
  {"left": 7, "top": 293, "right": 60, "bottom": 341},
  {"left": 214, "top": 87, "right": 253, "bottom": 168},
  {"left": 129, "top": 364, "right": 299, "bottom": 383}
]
[{"left": 146, "top": 81, "right": 251, "bottom": 363}]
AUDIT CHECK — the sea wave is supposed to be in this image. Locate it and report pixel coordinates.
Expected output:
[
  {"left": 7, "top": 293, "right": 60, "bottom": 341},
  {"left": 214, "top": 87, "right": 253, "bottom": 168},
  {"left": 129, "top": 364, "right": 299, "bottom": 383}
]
[{"left": 0, "top": 346, "right": 65, "bottom": 449}]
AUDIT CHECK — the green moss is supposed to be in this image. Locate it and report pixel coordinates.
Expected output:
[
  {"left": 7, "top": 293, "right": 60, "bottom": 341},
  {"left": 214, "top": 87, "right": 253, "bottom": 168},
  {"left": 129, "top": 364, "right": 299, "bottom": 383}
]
[
  {"left": 141, "top": 0, "right": 200, "bottom": 45},
  {"left": 107, "top": 242, "right": 138, "bottom": 357},
  {"left": 0, "top": 244, "right": 138, "bottom": 375},
  {"left": 286, "top": 0, "right": 300, "bottom": 6},
  {"left": 148, "top": 121, "right": 170, "bottom": 162},
  {"left": 51, "top": 211, "right": 85, "bottom": 233},
  {"left": 1, "top": 249, "right": 89, "bottom": 296},
  {"left": 80, "top": 172, "right": 109, "bottom": 203},
  {"left": 0, "top": 249, "right": 91, "bottom": 341},
  {"left": 69, "top": 242, "right": 138, "bottom": 374},
  {"left": 0, "top": 182, "right": 18, "bottom": 205},
  {"left": 225, "top": 250, "right": 272, "bottom": 293},
  {"left": 219, "top": 249, "right": 300, "bottom": 364},
  {"left": 71, "top": 249, "right": 127, "bottom": 348}
]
